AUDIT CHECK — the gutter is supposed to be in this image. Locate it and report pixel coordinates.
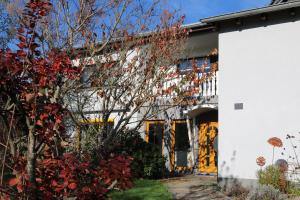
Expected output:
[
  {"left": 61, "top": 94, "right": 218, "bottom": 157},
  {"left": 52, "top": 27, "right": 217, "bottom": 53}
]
[{"left": 201, "top": 1, "right": 300, "bottom": 23}]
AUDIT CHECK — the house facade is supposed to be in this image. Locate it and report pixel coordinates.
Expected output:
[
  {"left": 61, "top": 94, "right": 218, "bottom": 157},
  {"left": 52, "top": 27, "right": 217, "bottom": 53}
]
[
  {"left": 73, "top": 0, "right": 300, "bottom": 183},
  {"left": 142, "top": 0, "right": 300, "bottom": 182},
  {"left": 211, "top": 0, "right": 300, "bottom": 181}
]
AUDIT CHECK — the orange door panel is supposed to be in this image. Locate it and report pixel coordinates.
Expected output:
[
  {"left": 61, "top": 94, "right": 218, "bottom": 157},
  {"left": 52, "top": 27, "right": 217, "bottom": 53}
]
[{"left": 199, "top": 122, "right": 218, "bottom": 173}]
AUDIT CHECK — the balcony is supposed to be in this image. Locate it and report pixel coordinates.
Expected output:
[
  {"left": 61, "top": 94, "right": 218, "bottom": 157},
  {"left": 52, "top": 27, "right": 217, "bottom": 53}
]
[{"left": 161, "top": 70, "right": 218, "bottom": 101}]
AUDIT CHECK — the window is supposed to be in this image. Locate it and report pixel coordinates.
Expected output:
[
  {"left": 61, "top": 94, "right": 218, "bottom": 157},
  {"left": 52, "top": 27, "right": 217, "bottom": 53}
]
[
  {"left": 145, "top": 121, "right": 164, "bottom": 154},
  {"left": 80, "top": 65, "right": 95, "bottom": 87},
  {"left": 174, "top": 122, "right": 190, "bottom": 151},
  {"left": 172, "top": 120, "right": 190, "bottom": 168},
  {"left": 178, "top": 57, "right": 211, "bottom": 73},
  {"left": 148, "top": 123, "right": 163, "bottom": 145},
  {"left": 79, "top": 61, "right": 117, "bottom": 87}
]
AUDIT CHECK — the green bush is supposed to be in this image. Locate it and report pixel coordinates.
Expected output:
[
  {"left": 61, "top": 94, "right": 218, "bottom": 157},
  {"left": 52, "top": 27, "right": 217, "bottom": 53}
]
[
  {"left": 108, "top": 131, "right": 166, "bottom": 179},
  {"left": 257, "top": 165, "right": 287, "bottom": 192},
  {"left": 286, "top": 182, "right": 300, "bottom": 197},
  {"left": 257, "top": 165, "right": 300, "bottom": 197}
]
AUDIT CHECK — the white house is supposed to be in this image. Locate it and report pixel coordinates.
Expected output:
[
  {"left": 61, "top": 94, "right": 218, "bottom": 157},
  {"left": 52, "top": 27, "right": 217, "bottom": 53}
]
[
  {"left": 73, "top": 0, "right": 300, "bottom": 184},
  {"left": 207, "top": 0, "right": 300, "bottom": 182}
]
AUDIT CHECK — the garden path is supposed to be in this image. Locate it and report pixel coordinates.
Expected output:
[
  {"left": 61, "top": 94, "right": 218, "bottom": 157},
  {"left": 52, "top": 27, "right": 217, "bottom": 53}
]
[{"left": 162, "top": 175, "right": 231, "bottom": 200}]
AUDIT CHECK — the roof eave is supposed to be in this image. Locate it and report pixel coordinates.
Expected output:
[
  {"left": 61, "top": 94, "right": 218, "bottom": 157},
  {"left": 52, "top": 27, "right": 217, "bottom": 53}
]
[{"left": 201, "top": 1, "right": 300, "bottom": 24}]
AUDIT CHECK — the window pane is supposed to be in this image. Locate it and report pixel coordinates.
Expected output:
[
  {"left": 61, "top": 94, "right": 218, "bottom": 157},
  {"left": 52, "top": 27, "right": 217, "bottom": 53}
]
[
  {"left": 176, "top": 151, "right": 188, "bottom": 167},
  {"left": 80, "top": 66, "right": 94, "bottom": 87},
  {"left": 178, "top": 58, "right": 211, "bottom": 72},
  {"left": 149, "top": 123, "right": 163, "bottom": 153},
  {"left": 175, "top": 122, "right": 190, "bottom": 151},
  {"left": 178, "top": 59, "right": 191, "bottom": 71}
]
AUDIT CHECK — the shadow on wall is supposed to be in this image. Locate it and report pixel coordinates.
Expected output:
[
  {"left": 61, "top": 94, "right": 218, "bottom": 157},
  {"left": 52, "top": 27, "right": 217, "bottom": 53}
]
[
  {"left": 217, "top": 150, "right": 257, "bottom": 199},
  {"left": 218, "top": 150, "right": 265, "bottom": 189},
  {"left": 219, "top": 150, "right": 237, "bottom": 178}
]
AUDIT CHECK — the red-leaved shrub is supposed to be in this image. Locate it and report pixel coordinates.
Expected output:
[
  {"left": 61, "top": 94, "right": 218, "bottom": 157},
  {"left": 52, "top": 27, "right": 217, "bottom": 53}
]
[
  {"left": 100, "top": 155, "right": 133, "bottom": 190},
  {"left": 5, "top": 152, "right": 133, "bottom": 199}
]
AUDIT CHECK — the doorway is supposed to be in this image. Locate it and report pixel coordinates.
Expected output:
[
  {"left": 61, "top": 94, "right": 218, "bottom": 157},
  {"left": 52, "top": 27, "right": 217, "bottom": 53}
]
[{"left": 198, "top": 110, "right": 218, "bottom": 174}]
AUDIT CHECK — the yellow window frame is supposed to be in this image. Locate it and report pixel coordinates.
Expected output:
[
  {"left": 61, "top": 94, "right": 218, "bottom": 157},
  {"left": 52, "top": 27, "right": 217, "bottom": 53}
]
[
  {"left": 145, "top": 120, "right": 164, "bottom": 154},
  {"left": 79, "top": 118, "right": 114, "bottom": 124}
]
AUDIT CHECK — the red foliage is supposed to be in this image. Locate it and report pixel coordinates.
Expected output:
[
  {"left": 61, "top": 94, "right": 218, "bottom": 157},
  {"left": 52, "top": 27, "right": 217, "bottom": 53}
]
[
  {"left": 0, "top": 0, "right": 81, "bottom": 146},
  {"left": 8, "top": 178, "right": 19, "bottom": 187},
  {"left": 0, "top": 0, "right": 159, "bottom": 199},
  {"left": 0, "top": 0, "right": 134, "bottom": 199},
  {"left": 6, "top": 153, "right": 133, "bottom": 199},
  {"left": 100, "top": 155, "right": 133, "bottom": 190}
]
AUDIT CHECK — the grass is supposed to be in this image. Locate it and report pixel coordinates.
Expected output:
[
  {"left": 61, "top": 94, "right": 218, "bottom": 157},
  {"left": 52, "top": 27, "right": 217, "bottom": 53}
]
[{"left": 108, "top": 179, "right": 173, "bottom": 200}]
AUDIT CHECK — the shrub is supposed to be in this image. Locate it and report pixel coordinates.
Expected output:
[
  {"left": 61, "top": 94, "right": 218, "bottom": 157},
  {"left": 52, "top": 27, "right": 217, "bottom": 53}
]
[
  {"left": 222, "top": 179, "right": 249, "bottom": 199},
  {"left": 246, "top": 185, "right": 287, "bottom": 200},
  {"left": 108, "top": 131, "right": 166, "bottom": 179},
  {"left": 100, "top": 155, "right": 133, "bottom": 190},
  {"left": 5, "top": 152, "right": 133, "bottom": 199},
  {"left": 140, "top": 145, "right": 166, "bottom": 178},
  {"left": 286, "top": 182, "right": 300, "bottom": 197},
  {"left": 257, "top": 165, "right": 287, "bottom": 192}
]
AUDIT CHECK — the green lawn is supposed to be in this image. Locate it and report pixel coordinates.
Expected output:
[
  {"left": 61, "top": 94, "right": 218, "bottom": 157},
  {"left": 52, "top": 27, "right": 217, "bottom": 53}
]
[{"left": 109, "top": 179, "right": 173, "bottom": 200}]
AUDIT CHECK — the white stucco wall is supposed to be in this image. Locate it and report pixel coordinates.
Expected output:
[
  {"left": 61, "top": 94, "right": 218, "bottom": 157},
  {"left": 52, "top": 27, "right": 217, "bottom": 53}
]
[{"left": 219, "top": 20, "right": 300, "bottom": 180}]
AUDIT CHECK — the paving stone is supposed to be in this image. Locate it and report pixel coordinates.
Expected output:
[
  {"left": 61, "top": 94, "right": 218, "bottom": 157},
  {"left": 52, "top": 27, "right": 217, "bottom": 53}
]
[{"left": 161, "top": 175, "right": 232, "bottom": 200}]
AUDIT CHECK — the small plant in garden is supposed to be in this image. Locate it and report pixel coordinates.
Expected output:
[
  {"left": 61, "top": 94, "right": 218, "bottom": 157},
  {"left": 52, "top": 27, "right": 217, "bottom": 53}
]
[
  {"left": 284, "top": 134, "right": 300, "bottom": 169},
  {"left": 222, "top": 179, "right": 249, "bottom": 200},
  {"left": 246, "top": 184, "right": 287, "bottom": 200},
  {"left": 286, "top": 182, "right": 300, "bottom": 198},
  {"left": 257, "top": 165, "right": 287, "bottom": 192},
  {"left": 255, "top": 137, "right": 288, "bottom": 193},
  {"left": 256, "top": 135, "right": 300, "bottom": 197}
]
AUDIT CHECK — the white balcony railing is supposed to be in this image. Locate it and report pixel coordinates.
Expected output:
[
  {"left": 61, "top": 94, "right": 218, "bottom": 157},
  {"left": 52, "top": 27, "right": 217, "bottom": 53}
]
[
  {"left": 201, "top": 71, "right": 218, "bottom": 98},
  {"left": 161, "top": 71, "right": 218, "bottom": 99}
]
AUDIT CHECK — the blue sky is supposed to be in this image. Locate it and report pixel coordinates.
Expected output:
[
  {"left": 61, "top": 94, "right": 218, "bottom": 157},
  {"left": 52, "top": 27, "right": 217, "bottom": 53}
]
[{"left": 169, "top": 0, "right": 271, "bottom": 24}]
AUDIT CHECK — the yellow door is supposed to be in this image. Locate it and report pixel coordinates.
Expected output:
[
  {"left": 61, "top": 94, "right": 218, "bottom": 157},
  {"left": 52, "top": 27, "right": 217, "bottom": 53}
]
[{"left": 199, "top": 122, "right": 218, "bottom": 173}]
